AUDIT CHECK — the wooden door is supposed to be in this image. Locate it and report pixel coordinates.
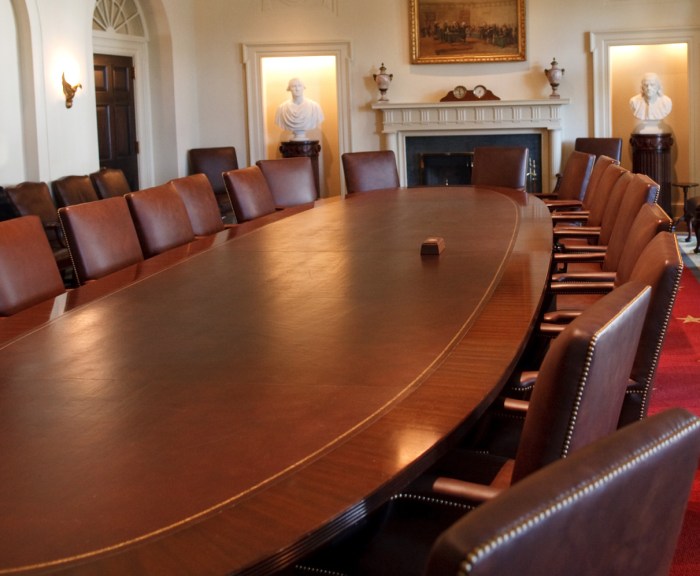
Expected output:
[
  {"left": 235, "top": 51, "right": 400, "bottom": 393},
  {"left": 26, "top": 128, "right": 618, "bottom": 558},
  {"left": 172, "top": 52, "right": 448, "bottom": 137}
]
[{"left": 94, "top": 54, "right": 139, "bottom": 190}]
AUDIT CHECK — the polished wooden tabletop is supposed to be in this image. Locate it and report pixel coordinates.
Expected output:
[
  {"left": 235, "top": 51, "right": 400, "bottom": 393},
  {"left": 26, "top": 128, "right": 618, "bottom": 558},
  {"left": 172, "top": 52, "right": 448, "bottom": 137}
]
[{"left": 0, "top": 186, "right": 552, "bottom": 575}]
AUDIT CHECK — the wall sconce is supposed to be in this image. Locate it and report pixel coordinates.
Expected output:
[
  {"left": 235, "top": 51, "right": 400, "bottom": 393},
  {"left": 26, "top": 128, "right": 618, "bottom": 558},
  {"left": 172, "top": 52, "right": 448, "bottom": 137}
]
[{"left": 62, "top": 72, "right": 82, "bottom": 108}]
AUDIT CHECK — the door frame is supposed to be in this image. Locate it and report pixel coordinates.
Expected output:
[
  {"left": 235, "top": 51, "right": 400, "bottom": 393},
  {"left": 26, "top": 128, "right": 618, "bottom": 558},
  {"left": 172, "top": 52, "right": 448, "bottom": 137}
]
[{"left": 93, "top": 32, "right": 155, "bottom": 187}]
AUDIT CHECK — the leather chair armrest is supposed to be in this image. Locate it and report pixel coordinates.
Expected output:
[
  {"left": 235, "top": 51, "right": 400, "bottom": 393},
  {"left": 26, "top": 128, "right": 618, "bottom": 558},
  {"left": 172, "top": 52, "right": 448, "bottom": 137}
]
[
  {"left": 550, "top": 271, "right": 616, "bottom": 283},
  {"left": 552, "top": 252, "right": 605, "bottom": 266},
  {"left": 542, "top": 310, "right": 582, "bottom": 323},
  {"left": 432, "top": 459, "right": 515, "bottom": 502},
  {"left": 503, "top": 397, "right": 530, "bottom": 412},
  {"left": 431, "top": 477, "right": 502, "bottom": 502},
  {"left": 544, "top": 199, "right": 584, "bottom": 212},
  {"left": 557, "top": 243, "right": 607, "bottom": 254},
  {"left": 552, "top": 226, "right": 601, "bottom": 240},
  {"left": 551, "top": 211, "right": 590, "bottom": 222},
  {"left": 547, "top": 280, "right": 615, "bottom": 295},
  {"left": 538, "top": 322, "right": 567, "bottom": 337}
]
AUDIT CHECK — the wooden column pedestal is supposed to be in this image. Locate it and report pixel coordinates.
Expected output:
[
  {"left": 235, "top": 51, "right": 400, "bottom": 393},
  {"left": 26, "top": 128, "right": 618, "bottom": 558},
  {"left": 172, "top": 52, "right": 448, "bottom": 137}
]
[
  {"left": 279, "top": 140, "right": 321, "bottom": 198},
  {"left": 630, "top": 133, "right": 673, "bottom": 216}
]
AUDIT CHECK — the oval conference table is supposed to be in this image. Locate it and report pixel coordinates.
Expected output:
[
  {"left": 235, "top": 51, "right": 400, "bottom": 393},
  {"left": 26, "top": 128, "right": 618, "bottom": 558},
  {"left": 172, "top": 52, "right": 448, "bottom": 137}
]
[{"left": 0, "top": 186, "right": 552, "bottom": 575}]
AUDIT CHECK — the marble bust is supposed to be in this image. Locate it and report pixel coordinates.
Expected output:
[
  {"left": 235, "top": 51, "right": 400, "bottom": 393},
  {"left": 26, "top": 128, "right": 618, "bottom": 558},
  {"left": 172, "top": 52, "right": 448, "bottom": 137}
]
[
  {"left": 274, "top": 78, "right": 324, "bottom": 141},
  {"left": 629, "top": 72, "right": 672, "bottom": 134}
]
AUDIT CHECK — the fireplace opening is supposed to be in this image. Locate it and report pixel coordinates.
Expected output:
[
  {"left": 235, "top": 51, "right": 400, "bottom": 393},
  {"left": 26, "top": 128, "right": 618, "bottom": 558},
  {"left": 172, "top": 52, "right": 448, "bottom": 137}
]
[
  {"left": 421, "top": 152, "right": 473, "bottom": 186},
  {"left": 406, "top": 133, "right": 542, "bottom": 192}
]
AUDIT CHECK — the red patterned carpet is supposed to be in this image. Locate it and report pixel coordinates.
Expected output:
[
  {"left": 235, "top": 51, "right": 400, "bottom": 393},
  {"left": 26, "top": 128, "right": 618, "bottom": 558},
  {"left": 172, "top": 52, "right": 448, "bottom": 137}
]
[{"left": 648, "top": 245, "right": 700, "bottom": 575}]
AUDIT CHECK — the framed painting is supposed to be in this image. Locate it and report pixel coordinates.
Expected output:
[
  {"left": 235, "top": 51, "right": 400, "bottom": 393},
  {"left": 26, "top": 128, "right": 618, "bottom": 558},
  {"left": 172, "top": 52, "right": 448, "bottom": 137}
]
[{"left": 410, "top": 0, "right": 526, "bottom": 64}]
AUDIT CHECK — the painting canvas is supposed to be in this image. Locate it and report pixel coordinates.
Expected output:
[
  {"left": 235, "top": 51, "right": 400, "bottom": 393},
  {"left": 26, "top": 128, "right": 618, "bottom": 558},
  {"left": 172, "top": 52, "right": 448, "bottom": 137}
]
[{"left": 410, "top": 0, "right": 526, "bottom": 64}]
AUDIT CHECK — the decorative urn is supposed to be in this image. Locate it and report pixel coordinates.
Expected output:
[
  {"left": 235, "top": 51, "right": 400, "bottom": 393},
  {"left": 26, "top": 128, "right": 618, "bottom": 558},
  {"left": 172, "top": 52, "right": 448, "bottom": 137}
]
[
  {"left": 544, "top": 58, "right": 565, "bottom": 99},
  {"left": 373, "top": 63, "right": 393, "bottom": 102}
]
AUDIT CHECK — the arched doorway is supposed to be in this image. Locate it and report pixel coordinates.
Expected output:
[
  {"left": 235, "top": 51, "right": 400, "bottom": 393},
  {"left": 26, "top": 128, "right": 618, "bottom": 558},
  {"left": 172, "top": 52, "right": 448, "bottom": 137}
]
[{"left": 92, "top": 0, "right": 152, "bottom": 188}]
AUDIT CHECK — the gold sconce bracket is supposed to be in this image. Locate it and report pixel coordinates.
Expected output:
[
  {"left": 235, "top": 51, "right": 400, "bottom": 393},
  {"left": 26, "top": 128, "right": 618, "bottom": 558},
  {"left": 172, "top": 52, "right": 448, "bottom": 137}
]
[{"left": 62, "top": 72, "right": 82, "bottom": 108}]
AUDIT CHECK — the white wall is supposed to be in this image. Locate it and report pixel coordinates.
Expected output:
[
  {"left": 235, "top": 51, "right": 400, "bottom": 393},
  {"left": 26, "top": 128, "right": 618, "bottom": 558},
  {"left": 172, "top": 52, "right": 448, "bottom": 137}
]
[
  {"left": 3, "top": 0, "right": 699, "bottom": 196},
  {"left": 181, "top": 0, "right": 698, "bottom": 182}
]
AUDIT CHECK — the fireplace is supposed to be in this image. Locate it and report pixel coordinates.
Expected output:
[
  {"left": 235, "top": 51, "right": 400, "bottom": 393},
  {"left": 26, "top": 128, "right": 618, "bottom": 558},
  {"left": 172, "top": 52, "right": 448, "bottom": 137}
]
[{"left": 371, "top": 99, "right": 569, "bottom": 193}]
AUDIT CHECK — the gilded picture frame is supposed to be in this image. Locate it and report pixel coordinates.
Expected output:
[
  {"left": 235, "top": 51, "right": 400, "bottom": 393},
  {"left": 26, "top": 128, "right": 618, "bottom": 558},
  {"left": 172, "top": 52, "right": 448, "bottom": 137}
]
[{"left": 410, "top": 0, "right": 526, "bottom": 64}]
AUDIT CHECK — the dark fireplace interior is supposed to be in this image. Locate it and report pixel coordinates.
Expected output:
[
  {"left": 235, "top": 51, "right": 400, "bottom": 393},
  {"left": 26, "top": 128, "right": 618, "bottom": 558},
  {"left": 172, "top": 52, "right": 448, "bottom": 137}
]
[{"left": 406, "top": 133, "right": 543, "bottom": 192}]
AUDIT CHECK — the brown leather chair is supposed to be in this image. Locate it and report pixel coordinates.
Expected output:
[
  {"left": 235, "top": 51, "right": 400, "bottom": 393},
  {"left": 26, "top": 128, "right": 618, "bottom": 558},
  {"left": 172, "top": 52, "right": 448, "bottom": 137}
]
[
  {"left": 574, "top": 136, "right": 623, "bottom": 161},
  {"left": 223, "top": 166, "right": 277, "bottom": 222},
  {"left": 546, "top": 150, "right": 595, "bottom": 200},
  {"left": 51, "top": 175, "right": 100, "bottom": 208},
  {"left": 256, "top": 157, "right": 317, "bottom": 207},
  {"left": 424, "top": 408, "right": 700, "bottom": 576},
  {"left": 553, "top": 170, "right": 654, "bottom": 251},
  {"left": 170, "top": 173, "right": 233, "bottom": 236},
  {"left": 3, "top": 181, "right": 73, "bottom": 281},
  {"left": 125, "top": 182, "right": 195, "bottom": 258},
  {"left": 542, "top": 154, "right": 618, "bottom": 212},
  {"left": 470, "top": 146, "right": 529, "bottom": 190},
  {"left": 442, "top": 281, "right": 650, "bottom": 489},
  {"left": 89, "top": 168, "right": 132, "bottom": 199},
  {"left": 550, "top": 163, "right": 628, "bottom": 230},
  {"left": 0, "top": 215, "right": 66, "bottom": 315},
  {"left": 58, "top": 196, "right": 144, "bottom": 284},
  {"left": 341, "top": 150, "right": 400, "bottom": 194},
  {"left": 187, "top": 146, "right": 238, "bottom": 218},
  {"left": 295, "top": 282, "right": 651, "bottom": 576}
]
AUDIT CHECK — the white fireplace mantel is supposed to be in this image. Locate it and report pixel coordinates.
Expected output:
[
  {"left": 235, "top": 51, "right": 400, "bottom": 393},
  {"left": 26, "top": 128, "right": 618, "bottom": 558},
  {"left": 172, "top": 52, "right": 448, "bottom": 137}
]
[{"left": 372, "top": 99, "right": 570, "bottom": 189}]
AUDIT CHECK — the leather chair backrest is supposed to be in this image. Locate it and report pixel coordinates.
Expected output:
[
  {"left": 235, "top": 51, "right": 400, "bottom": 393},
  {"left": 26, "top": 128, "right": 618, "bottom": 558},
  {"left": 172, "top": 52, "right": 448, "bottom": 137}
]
[
  {"left": 341, "top": 151, "right": 400, "bottom": 194},
  {"left": 0, "top": 215, "right": 65, "bottom": 315},
  {"left": 222, "top": 166, "right": 277, "bottom": 222},
  {"left": 170, "top": 174, "right": 225, "bottom": 236},
  {"left": 575, "top": 136, "right": 623, "bottom": 161},
  {"left": 585, "top": 163, "right": 628, "bottom": 227},
  {"left": 513, "top": 281, "right": 651, "bottom": 482},
  {"left": 426, "top": 408, "right": 700, "bottom": 576},
  {"left": 596, "top": 170, "right": 634, "bottom": 243},
  {"left": 554, "top": 150, "right": 595, "bottom": 201},
  {"left": 608, "top": 202, "right": 671, "bottom": 279},
  {"left": 52, "top": 175, "right": 99, "bottom": 208},
  {"left": 581, "top": 154, "right": 618, "bottom": 209},
  {"left": 620, "top": 231, "right": 683, "bottom": 426},
  {"left": 90, "top": 168, "right": 132, "bottom": 199},
  {"left": 58, "top": 196, "right": 144, "bottom": 283},
  {"left": 125, "top": 182, "right": 195, "bottom": 258},
  {"left": 600, "top": 172, "right": 658, "bottom": 248},
  {"left": 4, "top": 181, "right": 56, "bottom": 224},
  {"left": 256, "top": 157, "right": 317, "bottom": 207},
  {"left": 188, "top": 147, "right": 238, "bottom": 195},
  {"left": 188, "top": 146, "right": 238, "bottom": 216},
  {"left": 470, "top": 146, "right": 529, "bottom": 190},
  {"left": 3, "top": 181, "right": 72, "bottom": 278}
]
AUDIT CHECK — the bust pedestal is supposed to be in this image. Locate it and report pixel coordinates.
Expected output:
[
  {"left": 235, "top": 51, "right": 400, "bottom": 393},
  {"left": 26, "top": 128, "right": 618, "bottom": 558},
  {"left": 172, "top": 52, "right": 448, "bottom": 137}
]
[
  {"left": 630, "top": 133, "right": 673, "bottom": 216},
  {"left": 279, "top": 140, "right": 321, "bottom": 198}
]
